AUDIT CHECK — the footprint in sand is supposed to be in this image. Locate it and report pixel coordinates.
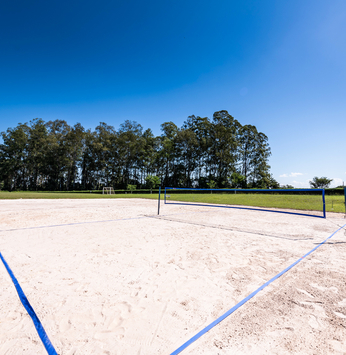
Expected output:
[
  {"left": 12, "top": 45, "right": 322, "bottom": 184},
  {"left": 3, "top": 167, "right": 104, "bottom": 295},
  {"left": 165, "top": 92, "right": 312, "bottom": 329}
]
[{"left": 308, "top": 314, "right": 326, "bottom": 330}]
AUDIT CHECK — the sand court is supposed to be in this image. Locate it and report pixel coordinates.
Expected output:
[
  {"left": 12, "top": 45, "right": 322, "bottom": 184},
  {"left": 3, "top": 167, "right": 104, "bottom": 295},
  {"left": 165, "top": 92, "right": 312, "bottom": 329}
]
[{"left": 0, "top": 199, "right": 345, "bottom": 354}]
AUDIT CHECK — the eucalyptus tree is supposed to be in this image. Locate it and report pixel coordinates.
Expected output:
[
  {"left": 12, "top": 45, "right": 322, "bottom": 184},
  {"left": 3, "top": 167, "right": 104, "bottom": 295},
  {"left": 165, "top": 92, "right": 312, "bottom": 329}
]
[
  {"left": 27, "top": 118, "right": 49, "bottom": 190},
  {"left": 44, "top": 120, "right": 72, "bottom": 190},
  {"left": 248, "top": 132, "right": 272, "bottom": 187},
  {"left": 209, "top": 110, "right": 241, "bottom": 186},
  {"left": 81, "top": 122, "right": 116, "bottom": 189},
  {"left": 81, "top": 129, "right": 97, "bottom": 189},
  {"left": 96, "top": 122, "right": 117, "bottom": 187},
  {"left": 117, "top": 120, "right": 145, "bottom": 187},
  {"left": 158, "top": 121, "right": 179, "bottom": 186},
  {"left": 175, "top": 126, "right": 198, "bottom": 187},
  {"left": 140, "top": 128, "right": 159, "bottom": 183},
  {"left": 0, "top": 111, "right": 277, "bottom": 191},
  {"left": 182, "top": 115, "right": 212, "bottom": 186},
  {"left": 0, "top": 123, "right": 30, "bottom": 190},
  {"left": 239, "top": 124, "right": 260, "bottom": 187},
  {"left": 65, "top": 123, "right": 85, "bottom": 190}
]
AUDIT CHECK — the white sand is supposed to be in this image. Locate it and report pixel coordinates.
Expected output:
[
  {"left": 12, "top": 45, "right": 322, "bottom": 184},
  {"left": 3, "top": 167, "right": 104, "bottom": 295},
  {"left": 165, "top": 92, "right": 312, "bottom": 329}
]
[{"left": 0, "top": 199, "right": 345, "bottom": 355}]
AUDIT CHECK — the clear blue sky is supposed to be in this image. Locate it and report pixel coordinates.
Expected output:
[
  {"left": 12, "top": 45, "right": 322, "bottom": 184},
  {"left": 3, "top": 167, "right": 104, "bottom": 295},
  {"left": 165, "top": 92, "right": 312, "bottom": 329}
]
[{"left": 1, "top": 0, "right": 345, "bottom": 187}]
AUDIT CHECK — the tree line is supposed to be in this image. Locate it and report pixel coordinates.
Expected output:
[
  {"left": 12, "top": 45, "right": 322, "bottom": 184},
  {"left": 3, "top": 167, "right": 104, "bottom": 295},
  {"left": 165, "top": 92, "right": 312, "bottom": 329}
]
[{"left": 0, "top": 110, "right": 279, "bottom": 191}]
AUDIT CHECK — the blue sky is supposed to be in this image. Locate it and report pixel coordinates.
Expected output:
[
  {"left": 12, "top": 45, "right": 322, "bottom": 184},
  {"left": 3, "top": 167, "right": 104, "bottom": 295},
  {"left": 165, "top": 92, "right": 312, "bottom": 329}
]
[{"left": 1, "top": 0, "right": 345, "bottom": 187}]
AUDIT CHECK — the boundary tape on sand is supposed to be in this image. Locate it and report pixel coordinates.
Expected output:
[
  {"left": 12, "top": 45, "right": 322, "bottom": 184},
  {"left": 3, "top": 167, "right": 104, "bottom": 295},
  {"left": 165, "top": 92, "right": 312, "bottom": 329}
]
[
  {"left": 1, "top": 216, "right": 147, "bottom": 232},
  {"left": 0, "top": 252, "right": 58, "bottom": 355},
  {"left": 1, "top": 211, "right": 212, "bottom": 232},
  {"left": 170, "top": 223, "right": 346, "bottom": 355},
  {"left": 0, "top": 211, "right": 208, "bottom": 354}
]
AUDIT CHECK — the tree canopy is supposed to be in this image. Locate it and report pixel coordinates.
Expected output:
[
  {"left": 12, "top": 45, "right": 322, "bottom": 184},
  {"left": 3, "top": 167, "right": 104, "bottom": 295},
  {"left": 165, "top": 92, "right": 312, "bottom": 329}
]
[
  {"left": 309, "top": 176, "right": 333, "bottom": 189},
  {"left": 0, "top": 110, "right": 278, "bottom": 191}
]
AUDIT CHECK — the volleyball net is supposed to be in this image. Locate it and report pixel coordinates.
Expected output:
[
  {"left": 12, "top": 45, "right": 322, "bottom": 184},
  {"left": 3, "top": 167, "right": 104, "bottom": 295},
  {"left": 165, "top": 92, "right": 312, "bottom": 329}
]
[{"left": 164, "top": 187, "right": 326, "bottom": 218}]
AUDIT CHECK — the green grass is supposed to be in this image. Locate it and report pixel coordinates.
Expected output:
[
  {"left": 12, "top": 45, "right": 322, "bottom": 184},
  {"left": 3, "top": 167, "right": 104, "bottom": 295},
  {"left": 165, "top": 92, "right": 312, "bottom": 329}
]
[
  {"left": 0, "top": 191, "right": 344, "bottom": 213},
  {"left": 165, "top": 193, "right": 345, "bottom": 213},
  {"left": 325, "top": 197, "right": 346, "bottom": 213}
]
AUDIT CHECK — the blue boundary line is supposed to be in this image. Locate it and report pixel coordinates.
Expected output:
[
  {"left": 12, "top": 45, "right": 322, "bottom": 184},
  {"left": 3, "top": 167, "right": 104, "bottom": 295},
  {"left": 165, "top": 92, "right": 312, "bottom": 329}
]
[
  {"left": 165, "top": 187, "right": 324, "bottom": 192},
  {"left": 164, "top": 187, "right": 326, "bottom": 219},
  {"left": 0, "top": 252, "right": 58, "bottom": 355},
  {"left": 1, "top": 213, "right": 212, "bottom": 233},
  {"left": 170, "top": 223, "right": 346, "bottom": 355},
  {"left": 0, "top": 216, "right": 146, "bottom": 232}
]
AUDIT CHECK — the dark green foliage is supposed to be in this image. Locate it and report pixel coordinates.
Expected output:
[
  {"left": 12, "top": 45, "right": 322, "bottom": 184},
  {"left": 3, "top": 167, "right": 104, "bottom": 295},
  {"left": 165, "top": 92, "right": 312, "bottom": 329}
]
[
  {"left": 309, "top": 176, "right": 333, "bottom": 189},
  {"left": 281, "top": 184, "right": 294, "bottom": 189},
  {"left": 0, "top": 110, "right": 274, "bottom": 191},
  {"left": 206, "top": 179, "right": 216, "bottom": 189},
  {"left": 229, "top": 172, "right": 246, "bottom": 188},
  {"left": 145, "top": 175, "right": 160, "bottom": 193},
  {"left": 324, "top": 188, "right": 345, "bottom": 195},
  {"left": 127, "top": 184, "right": 137, "bottom": 193}
]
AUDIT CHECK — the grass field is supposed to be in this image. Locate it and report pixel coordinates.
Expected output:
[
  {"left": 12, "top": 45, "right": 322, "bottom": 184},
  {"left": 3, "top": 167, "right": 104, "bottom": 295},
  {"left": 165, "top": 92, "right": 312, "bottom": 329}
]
[
  {"left": 0, "top": 191, "right": 345, "bottom": 213},
  {"left": 165, "top": 192, "right": 346, "bottom": 213}
]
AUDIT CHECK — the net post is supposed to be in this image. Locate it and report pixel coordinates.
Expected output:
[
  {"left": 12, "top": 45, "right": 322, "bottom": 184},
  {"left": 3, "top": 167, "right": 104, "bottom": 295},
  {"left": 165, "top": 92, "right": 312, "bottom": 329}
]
[
  {"left": 164, "top": 187, "right": 166, "bottom": 204},
  {"left": 158, "top": 186, "right": 161, "bottom": 215},
  {"left": 322, "top": 189, "right": 326, "bottom": 218},
  {"left": 344, "top": 187, "right": 346, "bottom": 218}
]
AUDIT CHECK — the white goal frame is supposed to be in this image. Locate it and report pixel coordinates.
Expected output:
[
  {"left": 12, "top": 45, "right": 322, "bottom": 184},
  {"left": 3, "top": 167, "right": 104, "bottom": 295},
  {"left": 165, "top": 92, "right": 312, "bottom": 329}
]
[{"left": 102, "top": 187, "right": 115, "bottom": 195}]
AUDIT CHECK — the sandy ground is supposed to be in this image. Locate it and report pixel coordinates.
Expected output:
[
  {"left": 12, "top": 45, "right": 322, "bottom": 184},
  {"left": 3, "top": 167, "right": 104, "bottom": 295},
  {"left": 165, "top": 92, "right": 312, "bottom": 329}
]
[{"left": 0, "top": 198, "right": 345, "bottom": 355}]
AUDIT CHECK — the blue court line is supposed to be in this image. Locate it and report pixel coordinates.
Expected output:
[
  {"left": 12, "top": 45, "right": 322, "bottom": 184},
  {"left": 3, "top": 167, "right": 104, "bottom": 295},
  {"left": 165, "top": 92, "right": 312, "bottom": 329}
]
[
  {"left": 0, "top": 215, "right": 147, "bottom": 232},
  {"left": 0, "top": 252, "right": 58, "bottom": 355},
  {"left": 0, "top": 212, "right": 212, "bottom": 233},
  {"left": 165, "top": 187, "right": 324, "bottom": 192},
  {"left": 170, "top": 223, "right": 346, "bottom": 355}
]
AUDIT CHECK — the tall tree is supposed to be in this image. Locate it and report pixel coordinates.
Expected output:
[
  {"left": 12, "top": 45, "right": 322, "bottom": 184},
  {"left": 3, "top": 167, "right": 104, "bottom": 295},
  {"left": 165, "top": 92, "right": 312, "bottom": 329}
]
[
  {"left": 81, "top": 122, "right": 116, "bottom": 189},
  {"left": 239, "top": 124, "right": 258, "bottom": 187},
  {"left": 175, "top": 127, "right": 198, "bottom": 187},
  {"left": 140, "top": 128, "right": 159, "bottom": 183},
  {"left": 27, "top": 118, "right": 49, "bottom": 190},
  {"left": 117, "top": 120, "right": 144, "bottom": 187},
  {"left": 248, "top": 132, "right": 272, "bottom": 187},
  {"left": 158, "top": 122, "right": 179, "bottom": 186},
  {"left": 0, "top": 111, "right": 276, "bottom": 190},
  {"left": 182, "top": 115, "right": 211, "bottom": 187},
  {"left": 65, "top": 123, "right": 85, "bottom": 190},
  {"left": 309, "top": 176, "right": 333, "bottom": 189},
  {"left": 44, "top": 120, "right": 71, "bottom": 190},
  {"left": 0, "top": 123, "right": 29, "bottom": 190},
  {"left": 209, "top": 110, "right": 241, "bottom": 186}
]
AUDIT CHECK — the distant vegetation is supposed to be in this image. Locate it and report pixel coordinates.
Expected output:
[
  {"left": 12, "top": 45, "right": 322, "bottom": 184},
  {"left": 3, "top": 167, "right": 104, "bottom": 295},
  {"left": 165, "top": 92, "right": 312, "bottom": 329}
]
[
  {"left": 0, "top": 190, "right": 344, "bottom": 213},
  {"left": 309, "top": 176, "right": 333, "bottom": 189},
  {"left": 0, "top": 110, "right": 278, "bottom": 191}
]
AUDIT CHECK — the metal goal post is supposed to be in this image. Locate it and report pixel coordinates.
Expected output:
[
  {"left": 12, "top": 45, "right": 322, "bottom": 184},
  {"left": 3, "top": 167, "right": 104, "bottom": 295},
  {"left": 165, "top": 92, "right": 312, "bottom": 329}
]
[{"left": 102, "top": 187, "right": 115, "bottom": 195}]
